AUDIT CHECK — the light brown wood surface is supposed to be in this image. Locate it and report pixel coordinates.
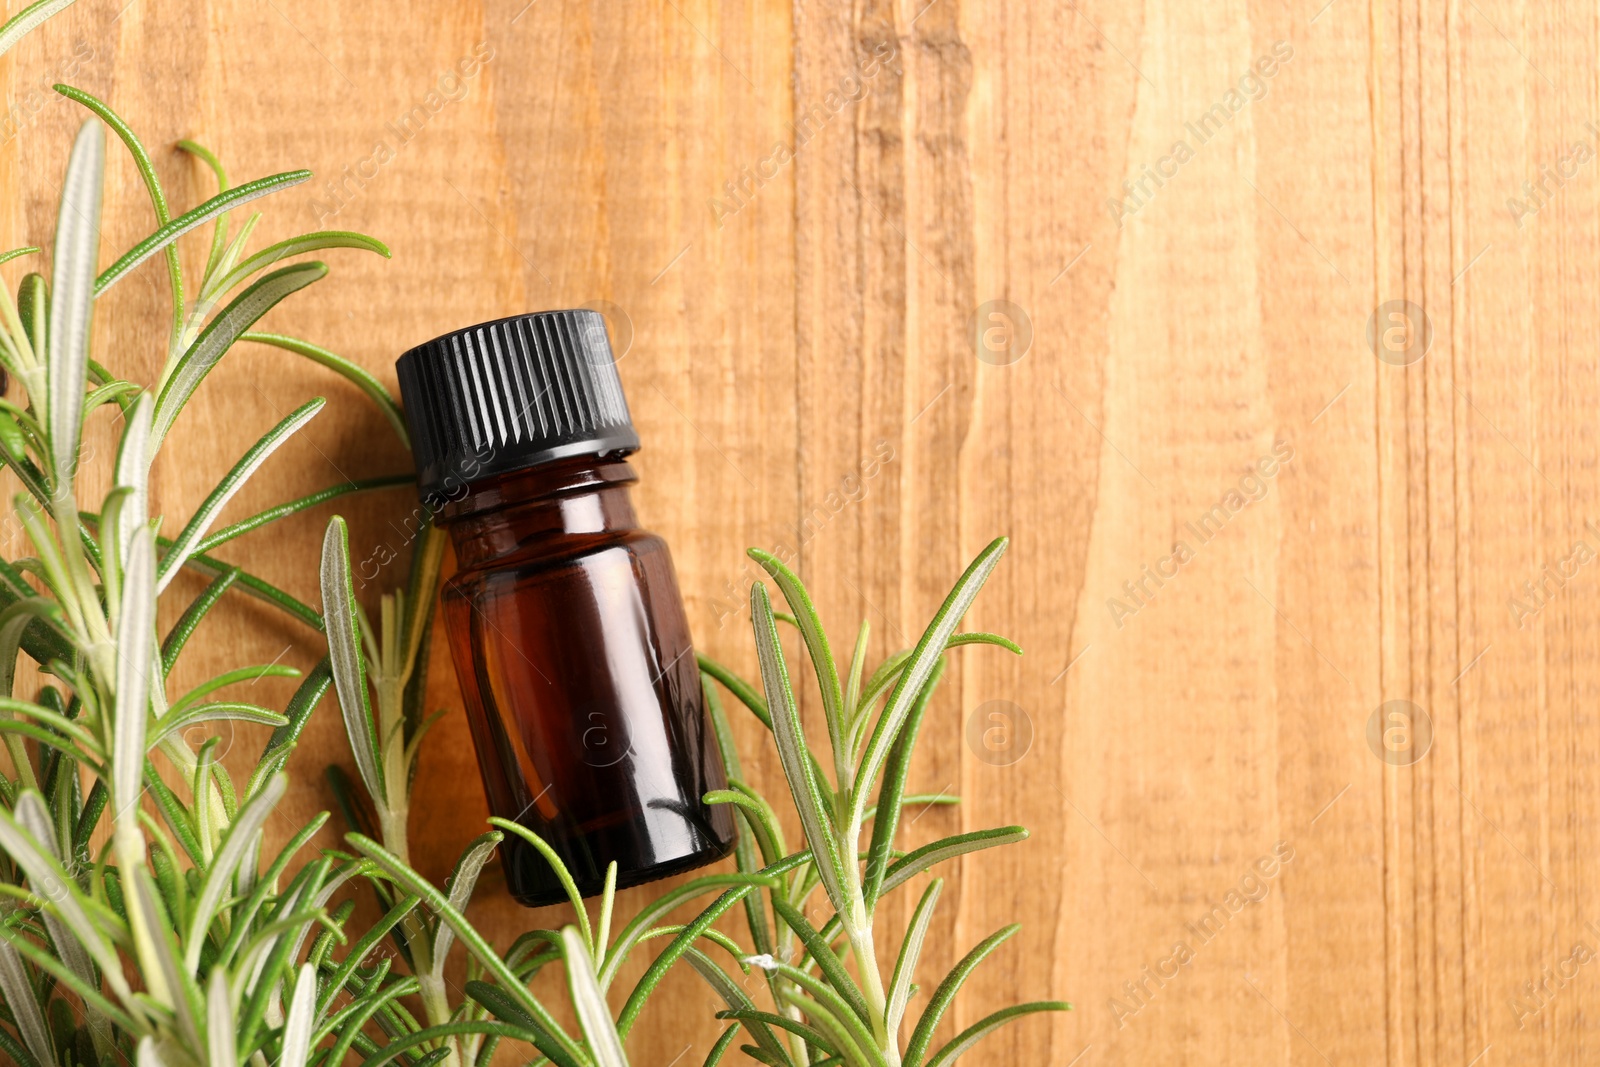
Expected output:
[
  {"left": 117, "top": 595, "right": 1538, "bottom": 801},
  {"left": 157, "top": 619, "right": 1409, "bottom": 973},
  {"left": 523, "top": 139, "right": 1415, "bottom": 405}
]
[{"left": 3, "top": 0, "right": 1594, "bottom": 1063}]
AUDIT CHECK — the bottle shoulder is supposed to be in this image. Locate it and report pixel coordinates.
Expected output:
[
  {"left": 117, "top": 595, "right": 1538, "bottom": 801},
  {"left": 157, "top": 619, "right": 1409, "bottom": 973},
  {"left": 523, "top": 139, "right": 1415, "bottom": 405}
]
[{"left": 444, "top": 526, "right": 669, "bottom": 592}]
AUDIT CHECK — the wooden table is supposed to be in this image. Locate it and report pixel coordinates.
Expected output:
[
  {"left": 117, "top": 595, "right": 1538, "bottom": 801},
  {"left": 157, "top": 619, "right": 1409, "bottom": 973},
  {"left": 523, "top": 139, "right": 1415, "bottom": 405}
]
[{"left": 4, "top": 1, "right": 1592, "bottom": 1062}]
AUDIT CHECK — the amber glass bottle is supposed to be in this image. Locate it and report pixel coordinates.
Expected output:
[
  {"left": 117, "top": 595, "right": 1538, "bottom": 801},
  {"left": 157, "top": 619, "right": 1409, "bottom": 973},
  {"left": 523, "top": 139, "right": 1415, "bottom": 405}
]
[{"left": 396, "top": 310, "right": 734, "bottom": 906}]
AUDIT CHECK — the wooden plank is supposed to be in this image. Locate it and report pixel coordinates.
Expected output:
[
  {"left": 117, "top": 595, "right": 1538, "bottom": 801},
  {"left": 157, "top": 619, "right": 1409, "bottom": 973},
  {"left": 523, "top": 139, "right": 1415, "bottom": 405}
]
[{"left": 1, "top": 0, "right": 1598, "bottom": 1062}]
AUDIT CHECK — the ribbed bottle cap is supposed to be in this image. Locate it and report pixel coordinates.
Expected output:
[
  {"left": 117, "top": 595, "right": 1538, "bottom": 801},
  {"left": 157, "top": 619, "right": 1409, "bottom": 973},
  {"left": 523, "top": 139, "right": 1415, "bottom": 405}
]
[{"left": 396, "top": 310, "right": 640, "bottom": 503}]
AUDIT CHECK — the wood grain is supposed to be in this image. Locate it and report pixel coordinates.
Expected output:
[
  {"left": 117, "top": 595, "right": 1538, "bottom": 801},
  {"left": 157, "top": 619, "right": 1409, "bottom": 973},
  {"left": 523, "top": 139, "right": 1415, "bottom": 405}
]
[{"left": 1, "top": 0, "right": 1595, "bottom": 1062}]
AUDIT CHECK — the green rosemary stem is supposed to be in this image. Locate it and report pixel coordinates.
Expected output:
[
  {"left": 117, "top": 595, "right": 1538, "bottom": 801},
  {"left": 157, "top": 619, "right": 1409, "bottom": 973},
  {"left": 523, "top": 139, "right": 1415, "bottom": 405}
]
[
  {"left": 373, "top": 537, "right": 464, "bottom": 1066},
  {"left": 842, "top": 888, "right": 892, "bottom": 1060}
]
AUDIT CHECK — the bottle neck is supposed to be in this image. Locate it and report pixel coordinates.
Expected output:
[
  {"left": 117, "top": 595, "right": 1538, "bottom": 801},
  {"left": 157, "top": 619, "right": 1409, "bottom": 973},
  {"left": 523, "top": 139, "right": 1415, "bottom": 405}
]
[{"left": 437, "top": 455, "right": 640, "bottom": 570}]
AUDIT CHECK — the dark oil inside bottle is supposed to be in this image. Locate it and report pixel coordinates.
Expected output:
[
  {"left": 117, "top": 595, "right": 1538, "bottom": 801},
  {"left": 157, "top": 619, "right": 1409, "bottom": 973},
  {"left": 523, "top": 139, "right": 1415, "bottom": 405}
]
[{"left": 438, "top": 456, "right": 735, "bottom": 906}]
